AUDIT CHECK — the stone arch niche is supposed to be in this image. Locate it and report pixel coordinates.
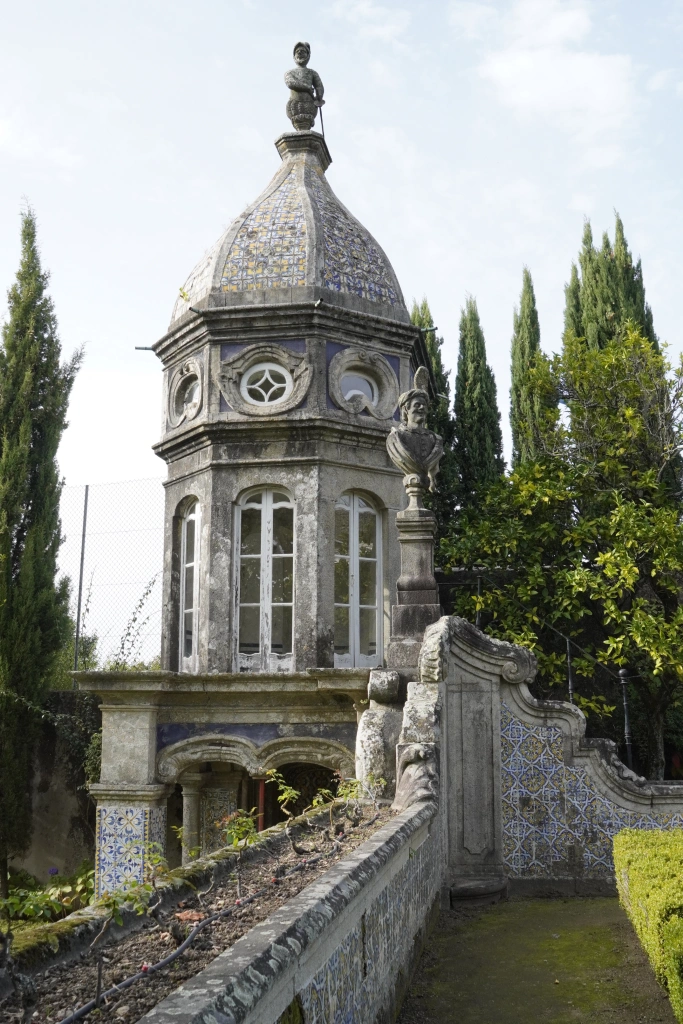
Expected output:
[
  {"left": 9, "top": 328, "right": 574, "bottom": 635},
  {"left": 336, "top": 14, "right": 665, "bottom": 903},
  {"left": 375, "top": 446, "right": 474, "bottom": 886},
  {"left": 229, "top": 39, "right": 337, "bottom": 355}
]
[{"left": 157, "top": 734, "right": 355, "bottom": 860}]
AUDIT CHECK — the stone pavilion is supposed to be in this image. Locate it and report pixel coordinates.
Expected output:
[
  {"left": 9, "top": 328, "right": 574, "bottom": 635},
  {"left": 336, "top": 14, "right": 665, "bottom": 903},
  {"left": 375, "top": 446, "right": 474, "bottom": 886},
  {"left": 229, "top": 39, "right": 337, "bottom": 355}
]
[{"left": 78, "top": 47, "right": 437, "bottom": 894}]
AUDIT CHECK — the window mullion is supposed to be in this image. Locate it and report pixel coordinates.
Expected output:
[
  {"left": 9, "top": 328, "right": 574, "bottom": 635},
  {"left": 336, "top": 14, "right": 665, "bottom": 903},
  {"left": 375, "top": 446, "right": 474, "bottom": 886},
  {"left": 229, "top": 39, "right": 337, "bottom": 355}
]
[
  {"left": 261, "top": 491, "right": 272, "bottom": 669},
  {"left": 350, "top": 495, "right": 359, "bottom": 665},
  {"left": 193, "top": 508, "right": 200, "bottom": 670}
]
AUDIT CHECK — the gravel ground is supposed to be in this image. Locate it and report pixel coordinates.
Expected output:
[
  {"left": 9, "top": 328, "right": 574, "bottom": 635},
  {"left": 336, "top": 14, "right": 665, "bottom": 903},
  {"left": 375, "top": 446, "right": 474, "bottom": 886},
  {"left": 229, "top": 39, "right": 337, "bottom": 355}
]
[{"left": 1, "top": 806, "right": 393, "bottom": 1024}]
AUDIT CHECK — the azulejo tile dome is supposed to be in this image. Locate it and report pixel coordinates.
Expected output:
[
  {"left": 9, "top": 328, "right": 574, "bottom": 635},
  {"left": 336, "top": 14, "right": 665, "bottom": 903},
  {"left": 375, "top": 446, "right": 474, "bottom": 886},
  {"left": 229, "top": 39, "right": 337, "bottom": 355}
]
[{"left": 171, "top": 131, "right": 408, "bottom": 327}]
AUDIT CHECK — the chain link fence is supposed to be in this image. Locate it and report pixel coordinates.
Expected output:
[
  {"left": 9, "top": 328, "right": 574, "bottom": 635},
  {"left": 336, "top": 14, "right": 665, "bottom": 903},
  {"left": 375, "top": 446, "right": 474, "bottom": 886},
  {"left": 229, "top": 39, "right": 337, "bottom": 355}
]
[{"left": 58, "top": 478, "right": 165, "bottom": 668}]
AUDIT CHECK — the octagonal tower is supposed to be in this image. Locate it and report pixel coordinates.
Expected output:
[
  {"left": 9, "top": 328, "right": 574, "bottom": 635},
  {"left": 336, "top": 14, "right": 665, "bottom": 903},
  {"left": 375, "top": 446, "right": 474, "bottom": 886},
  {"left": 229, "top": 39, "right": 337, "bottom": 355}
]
[{"left": 154, "top": 129, "right": 428, "bottom": 676}]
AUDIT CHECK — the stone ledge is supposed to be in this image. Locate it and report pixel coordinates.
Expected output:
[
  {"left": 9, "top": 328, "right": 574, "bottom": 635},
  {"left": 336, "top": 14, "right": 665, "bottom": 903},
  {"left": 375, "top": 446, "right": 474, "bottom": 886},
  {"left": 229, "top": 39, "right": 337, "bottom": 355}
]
[{"left": 138, "top": 802, "right": 436, "bottom": 1024}]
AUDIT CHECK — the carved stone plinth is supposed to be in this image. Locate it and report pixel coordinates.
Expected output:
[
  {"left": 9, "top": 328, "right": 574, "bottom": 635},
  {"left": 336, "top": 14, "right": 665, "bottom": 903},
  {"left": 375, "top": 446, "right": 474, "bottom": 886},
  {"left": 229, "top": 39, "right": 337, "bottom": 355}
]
[{"left": 387, "top": 506, "right": 442, "bottom": 668}]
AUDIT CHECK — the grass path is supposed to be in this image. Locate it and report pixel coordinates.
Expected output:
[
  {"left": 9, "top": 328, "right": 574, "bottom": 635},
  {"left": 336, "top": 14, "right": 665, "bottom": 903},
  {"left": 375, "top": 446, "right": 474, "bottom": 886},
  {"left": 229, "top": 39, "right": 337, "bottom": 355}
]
[{"left": 398, "top": 897, "right": 676, "bottom": 1023}]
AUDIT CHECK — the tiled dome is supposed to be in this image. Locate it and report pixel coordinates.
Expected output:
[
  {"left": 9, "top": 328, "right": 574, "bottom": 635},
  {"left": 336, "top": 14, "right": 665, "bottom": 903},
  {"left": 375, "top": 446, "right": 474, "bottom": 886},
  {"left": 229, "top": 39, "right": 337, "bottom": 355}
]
[{"left": 171, "top": 132, "right": 408, "bottom": 326}]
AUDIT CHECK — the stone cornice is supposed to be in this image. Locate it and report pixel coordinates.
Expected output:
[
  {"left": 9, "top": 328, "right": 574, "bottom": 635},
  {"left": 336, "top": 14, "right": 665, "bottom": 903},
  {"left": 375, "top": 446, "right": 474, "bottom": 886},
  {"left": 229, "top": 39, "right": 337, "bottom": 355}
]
[
  {"left": 153, "top": 416, "right": 406, "bottom": 465},
  {"left": 152, "top": 300, "right": 420, "bottom": 366}
]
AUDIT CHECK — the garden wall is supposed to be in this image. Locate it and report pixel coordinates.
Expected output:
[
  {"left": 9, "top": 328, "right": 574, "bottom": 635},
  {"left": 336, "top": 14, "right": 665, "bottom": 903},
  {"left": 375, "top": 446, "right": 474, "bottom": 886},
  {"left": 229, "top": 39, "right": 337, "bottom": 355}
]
[
  {"left": 500, "top": 676, "right": 683, "bottom": 884},
  {"left": 140, "top": 801, "right": 442, "bottom": 1024}
]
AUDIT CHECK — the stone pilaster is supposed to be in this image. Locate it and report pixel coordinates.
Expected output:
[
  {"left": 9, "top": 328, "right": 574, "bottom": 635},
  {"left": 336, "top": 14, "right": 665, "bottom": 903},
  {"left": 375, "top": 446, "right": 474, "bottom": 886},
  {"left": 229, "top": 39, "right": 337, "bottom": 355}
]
[{"left": 89, "top": 784, "right": 171, "bottom": 896}]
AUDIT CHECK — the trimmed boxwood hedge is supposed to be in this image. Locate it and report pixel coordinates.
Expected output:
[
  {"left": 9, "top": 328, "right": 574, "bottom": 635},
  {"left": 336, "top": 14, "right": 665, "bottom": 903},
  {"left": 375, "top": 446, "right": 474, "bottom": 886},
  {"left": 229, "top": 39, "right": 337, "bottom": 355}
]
[{"left": 614, "top": 828, "right": 683, "bottom": 1023}]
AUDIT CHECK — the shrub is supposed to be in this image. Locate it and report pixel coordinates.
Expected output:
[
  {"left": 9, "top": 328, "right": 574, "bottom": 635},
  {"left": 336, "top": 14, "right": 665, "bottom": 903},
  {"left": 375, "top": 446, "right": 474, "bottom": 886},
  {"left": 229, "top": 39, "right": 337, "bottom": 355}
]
[{"left": 614, "top": 828, "right": 683, "bottom": 1021}]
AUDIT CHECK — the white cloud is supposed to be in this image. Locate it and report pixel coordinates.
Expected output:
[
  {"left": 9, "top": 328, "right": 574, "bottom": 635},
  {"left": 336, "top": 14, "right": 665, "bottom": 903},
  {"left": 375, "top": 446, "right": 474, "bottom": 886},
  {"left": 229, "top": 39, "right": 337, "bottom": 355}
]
[
  {"left": 646, "top": 69, "right": 675, "bottom": 92},
  {"left": 0, "top": 113, "right": 81, "bottom": 168},
  {"left": 448, "top": 2, "right": 496, "bottom": 40},
  {"left": 474, "top": 0, "right": 636, "bottom": 167},
  {"left": 331, "top": 0, "right": 411, "bottom": 45}
]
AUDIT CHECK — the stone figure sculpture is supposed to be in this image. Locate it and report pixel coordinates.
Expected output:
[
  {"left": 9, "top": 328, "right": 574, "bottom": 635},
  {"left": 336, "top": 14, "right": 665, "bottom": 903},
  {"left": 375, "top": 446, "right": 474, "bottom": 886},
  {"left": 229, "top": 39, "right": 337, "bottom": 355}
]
[
  {"left": 386, "top": 366, "right": 444, "bottom": 508},
  {"left": 285, "top": 42, "right": 325, "bottom": 131}
]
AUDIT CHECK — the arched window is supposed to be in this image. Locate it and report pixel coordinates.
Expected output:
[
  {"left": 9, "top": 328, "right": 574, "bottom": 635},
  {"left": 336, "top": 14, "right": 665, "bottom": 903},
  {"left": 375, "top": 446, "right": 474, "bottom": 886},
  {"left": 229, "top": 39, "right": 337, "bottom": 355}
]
[
  {"left": 180, "top": 501, "right": 200, "bottom": 670},
  {"left": 236, "top": 489, "right": 294, "bottom": 672},
  {"left": 334, "top": 493, "right": 382, "bottom": 668}
]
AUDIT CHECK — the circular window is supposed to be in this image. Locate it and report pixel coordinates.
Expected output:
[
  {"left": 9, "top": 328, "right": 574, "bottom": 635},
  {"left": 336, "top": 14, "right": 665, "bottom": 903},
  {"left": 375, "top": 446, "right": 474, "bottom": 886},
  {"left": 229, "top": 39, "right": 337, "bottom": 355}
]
[
  {"left": 340, "top": 373, "right": 377, "bottom": 406},
  {"left": 174, "top": 373, "right": 201, "bottom": 421},
  {"left": 240, "top": 362, "right": 293, "bottom": 406}
]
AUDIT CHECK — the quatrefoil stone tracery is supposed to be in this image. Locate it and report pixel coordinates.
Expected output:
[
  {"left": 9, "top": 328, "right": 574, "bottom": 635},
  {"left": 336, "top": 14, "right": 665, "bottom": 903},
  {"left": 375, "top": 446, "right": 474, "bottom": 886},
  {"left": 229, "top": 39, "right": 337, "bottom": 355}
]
[{"left": 241, "top": 364, "right": 291, "bottom": 405}]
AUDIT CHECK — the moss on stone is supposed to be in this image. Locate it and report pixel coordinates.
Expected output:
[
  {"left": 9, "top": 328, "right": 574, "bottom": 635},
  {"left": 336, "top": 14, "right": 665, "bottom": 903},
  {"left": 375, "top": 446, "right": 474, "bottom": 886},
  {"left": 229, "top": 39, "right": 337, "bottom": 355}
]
[{"left": 399, "top": 898, "right": 675, "bottom": 1023}]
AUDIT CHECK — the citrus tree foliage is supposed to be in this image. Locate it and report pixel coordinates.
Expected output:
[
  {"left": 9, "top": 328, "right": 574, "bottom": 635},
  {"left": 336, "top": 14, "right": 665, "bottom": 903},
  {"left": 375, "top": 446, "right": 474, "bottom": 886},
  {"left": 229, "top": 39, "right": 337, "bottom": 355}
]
[
  {"left": 0, "top": 209, "right": 80, "bottom": 894},
  {"left": 441, "top": 327, "right": 683, "bottom": 779},
  {"left": 410, "top": 298, "right": 457, "bottom": 540}
]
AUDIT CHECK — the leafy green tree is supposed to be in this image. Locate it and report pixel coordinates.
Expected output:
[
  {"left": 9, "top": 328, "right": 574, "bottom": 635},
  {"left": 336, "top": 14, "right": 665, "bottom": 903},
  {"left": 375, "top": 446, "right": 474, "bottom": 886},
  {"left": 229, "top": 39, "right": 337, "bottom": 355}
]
[
  {"left": 410, "top": 298, "right": 457, "bottom": 540},
  {"left": 510, "top": 268, "right": 549, "bottom": 465},
  {"left": 441, "top": 326, "right": 683, "bottom": 779},
  {"left": 566, "top": 215, "right": 656, "bottom": 351},
  {"left": 0, "top": 209, "right": 81, "bottom": 895},
  {"left": 453, "top": 297, "right": 504, "bottom": 507}
]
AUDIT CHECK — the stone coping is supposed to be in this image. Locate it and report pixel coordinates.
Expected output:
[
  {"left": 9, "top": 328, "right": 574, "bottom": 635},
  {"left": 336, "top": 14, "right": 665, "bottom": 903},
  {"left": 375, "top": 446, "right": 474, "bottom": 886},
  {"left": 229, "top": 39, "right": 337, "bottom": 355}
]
[
  {"left": 74, "top": 668, "right": 370, "bottom": 695},
  {"left": 138, "top": 801, "right": 436, "bottom": 1024}
]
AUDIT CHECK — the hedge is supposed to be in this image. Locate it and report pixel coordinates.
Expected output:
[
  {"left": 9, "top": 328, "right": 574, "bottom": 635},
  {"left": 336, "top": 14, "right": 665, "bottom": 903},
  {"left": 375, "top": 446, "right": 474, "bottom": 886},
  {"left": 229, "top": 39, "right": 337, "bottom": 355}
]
[{"left": 614, "top": 828, "right": 683, "bottom": 1023}]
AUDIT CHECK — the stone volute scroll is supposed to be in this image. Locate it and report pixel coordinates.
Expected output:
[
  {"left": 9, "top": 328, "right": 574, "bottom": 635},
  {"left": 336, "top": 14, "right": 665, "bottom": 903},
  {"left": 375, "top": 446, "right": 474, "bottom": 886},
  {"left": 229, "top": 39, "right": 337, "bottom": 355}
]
[
  {"left": 385, "top": 366, "right": 444, "bottom": 667},
  {"left": 168, "top": 358, "right": 203, "bottom": 429},
  {"left": 285, "top": 42, "right": 325, "bottom": 132},
  {"left": 328, "top": 347, "right": 400, "bottom": 420}
]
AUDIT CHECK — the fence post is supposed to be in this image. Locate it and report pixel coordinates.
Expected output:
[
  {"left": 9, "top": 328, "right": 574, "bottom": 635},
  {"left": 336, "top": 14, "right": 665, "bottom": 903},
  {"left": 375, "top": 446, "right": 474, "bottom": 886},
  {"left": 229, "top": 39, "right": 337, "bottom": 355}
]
[
  {"left": 566, "top": 638, "right": 575, "bottom": 705},
  {"left": 73, "top": 484, "right": 89, "bottom": 678},
  {"left": 618, "top": 667, "right": 634, "bottom": 770}
]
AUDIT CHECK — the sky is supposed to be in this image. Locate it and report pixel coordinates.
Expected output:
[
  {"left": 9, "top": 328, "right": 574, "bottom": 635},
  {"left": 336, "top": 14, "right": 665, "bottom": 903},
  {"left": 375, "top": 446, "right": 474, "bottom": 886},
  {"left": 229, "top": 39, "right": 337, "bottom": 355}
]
[{"left": 1, "top": 0, "right": 682, "bottom": 483}]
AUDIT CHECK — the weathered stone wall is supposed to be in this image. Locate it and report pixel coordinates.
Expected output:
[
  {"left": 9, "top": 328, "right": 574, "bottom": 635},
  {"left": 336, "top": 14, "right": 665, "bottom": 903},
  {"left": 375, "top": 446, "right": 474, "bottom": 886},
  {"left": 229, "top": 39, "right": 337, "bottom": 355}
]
[
  {"left": 11, "top": 692, "right": 98, "bottom": 881},
  {"left": 385, "top": 616, "right": 683, "bottom": 895},
  {"left": 139, "top": 802, "right": 442, "bottom": 1024}
]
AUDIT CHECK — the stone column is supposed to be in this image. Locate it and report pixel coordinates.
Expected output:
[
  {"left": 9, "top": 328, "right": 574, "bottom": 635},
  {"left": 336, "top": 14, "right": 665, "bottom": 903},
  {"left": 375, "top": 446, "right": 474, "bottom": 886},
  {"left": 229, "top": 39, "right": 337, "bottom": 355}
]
[
  {"left": 387, "top": 505, "right": 442, "bottom": 669},
  {"left": 180, "top": 773, "right": 203, "bottom": 864}
]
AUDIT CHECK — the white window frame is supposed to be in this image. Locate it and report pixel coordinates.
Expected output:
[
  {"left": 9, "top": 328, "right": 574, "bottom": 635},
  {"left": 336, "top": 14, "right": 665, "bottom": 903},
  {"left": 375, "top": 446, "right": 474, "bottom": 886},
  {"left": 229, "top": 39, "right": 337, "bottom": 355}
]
[
  {"left": 334, "top": 493, "right": 382, "bottom": 669},
  {"left": 235, "top": 489, "right": 295, "bottom": 673},
  {"left": 179, "top": 501, "right": 201, "bottom": 672}
]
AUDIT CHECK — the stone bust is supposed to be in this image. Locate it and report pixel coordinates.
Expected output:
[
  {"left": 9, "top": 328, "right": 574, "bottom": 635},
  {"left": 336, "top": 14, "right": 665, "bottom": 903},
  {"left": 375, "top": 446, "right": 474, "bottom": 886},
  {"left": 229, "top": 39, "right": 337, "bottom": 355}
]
[
  {"left": 285, "top": 42, "right": 325, "bottom": 132},
  {"left": 386, "top": 367, "right": 444, "bottom": 507}
]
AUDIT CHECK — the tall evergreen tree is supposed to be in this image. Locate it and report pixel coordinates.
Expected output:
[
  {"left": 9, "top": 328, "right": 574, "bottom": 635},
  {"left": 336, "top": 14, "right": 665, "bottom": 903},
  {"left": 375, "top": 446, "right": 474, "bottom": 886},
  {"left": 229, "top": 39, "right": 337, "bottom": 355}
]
[
  {"left": 510, "top": 268, "right": 544, "bottom": 466},
  {"left": 565, "top": 214, "right": 657, "bottom": 350},
  {"left": 453, "top": 297, "right": 504, "bottom": 507},
  {"left": 410, "top": 298, "right": 457, "bottom": 540},
  {"left": 0, "top": 209, "right": 80, "bottom": 895}
]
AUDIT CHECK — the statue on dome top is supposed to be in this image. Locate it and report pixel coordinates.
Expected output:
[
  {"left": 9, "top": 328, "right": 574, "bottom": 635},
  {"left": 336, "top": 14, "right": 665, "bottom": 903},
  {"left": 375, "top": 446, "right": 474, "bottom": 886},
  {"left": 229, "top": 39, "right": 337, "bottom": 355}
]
[
  {"left": 386, "top": 366, "right": 444, "bottom": 509},
  {"left": 285, "top": 42, "right": 325, "bottom": 132}
]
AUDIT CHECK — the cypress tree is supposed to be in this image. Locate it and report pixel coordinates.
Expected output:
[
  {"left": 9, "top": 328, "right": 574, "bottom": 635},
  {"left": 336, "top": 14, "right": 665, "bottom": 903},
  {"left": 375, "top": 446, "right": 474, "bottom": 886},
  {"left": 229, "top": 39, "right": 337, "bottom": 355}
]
[
  {"left": 510, "top": 268, "right": 544, "bottom": 466},
  {"left": 564, "top": 263, "right": 582, "bottom": 338},
  {"left": 410, "top": 298, "right": 457, "bottom": 541},
  {"left": 453, "top": 297, "right": 504, "bottom": 507},
  {"left": 566, "top": 214, "right": 657, "bottom": 350},
  {"left": 0, "top": 209, "right": 80, "bottom": 894}
]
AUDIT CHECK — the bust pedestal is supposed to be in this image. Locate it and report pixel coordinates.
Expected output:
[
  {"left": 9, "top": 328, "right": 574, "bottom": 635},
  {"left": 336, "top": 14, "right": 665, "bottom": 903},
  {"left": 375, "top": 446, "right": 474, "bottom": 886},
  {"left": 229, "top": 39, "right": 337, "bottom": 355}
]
[{"left": 386, "top": 505, "right": 442, "bottom": 669}]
